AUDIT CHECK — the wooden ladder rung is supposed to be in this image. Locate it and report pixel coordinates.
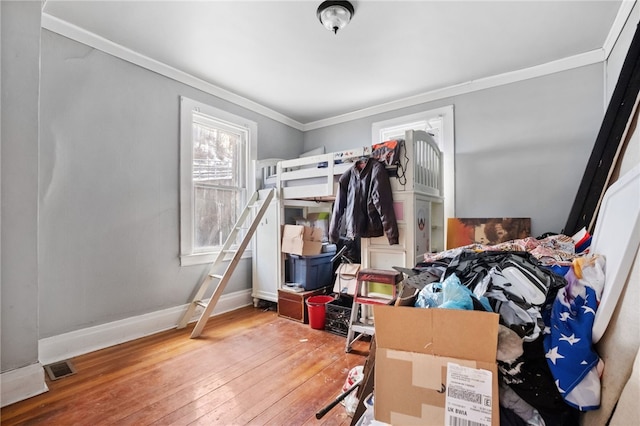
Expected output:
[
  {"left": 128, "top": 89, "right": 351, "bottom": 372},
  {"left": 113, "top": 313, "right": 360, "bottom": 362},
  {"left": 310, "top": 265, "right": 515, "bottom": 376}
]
[{"left": 176, "top": 188, "right": 275, "bottom": 338}]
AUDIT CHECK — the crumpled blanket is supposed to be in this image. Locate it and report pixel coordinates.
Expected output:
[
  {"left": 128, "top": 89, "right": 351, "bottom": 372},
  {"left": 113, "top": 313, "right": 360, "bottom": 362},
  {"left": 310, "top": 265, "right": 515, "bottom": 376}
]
[{"left": 424, "top": 234, "right": 577, "bottom": 266}]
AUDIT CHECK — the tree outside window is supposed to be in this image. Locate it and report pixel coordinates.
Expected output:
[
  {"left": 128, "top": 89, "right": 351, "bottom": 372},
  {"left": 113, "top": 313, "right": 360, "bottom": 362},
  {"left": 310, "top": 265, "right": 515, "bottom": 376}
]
[{"left": 192, "top": 120, "right": 242, "bottom": 250}]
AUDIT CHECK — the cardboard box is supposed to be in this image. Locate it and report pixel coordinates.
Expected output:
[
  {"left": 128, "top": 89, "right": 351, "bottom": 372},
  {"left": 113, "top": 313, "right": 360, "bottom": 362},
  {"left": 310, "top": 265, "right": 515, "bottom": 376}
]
[
  {"left": 307, "top": 212, "right": 330, "bottom": 242},
  {"left": 281, "top": 224, "right": 323, "bottom": 256},
  {"left": 373, "top": 305, "right": 499, "bottom": 426},
  {"left": 295, "top": 213, "right": 330, "bottom": 243}
]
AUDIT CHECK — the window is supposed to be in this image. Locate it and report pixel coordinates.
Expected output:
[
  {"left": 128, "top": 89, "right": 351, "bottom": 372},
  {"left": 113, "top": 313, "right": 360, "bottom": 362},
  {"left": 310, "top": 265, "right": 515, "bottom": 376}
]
[
  {"left": 180, "top": 97, "right": 257, "bottom": 266},
  {"left": 372, "top": 106, "right": 455, "bottom": 221}
]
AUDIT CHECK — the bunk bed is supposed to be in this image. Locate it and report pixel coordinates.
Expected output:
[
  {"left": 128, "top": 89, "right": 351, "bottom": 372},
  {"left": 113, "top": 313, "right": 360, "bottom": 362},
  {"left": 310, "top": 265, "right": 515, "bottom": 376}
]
[{"left": 251, "top": 129, "right": 445, "bottom": 305}]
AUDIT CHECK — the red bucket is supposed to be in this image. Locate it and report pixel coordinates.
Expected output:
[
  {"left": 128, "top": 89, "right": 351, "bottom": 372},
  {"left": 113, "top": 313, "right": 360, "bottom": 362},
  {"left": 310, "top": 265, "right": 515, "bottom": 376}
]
[{"left": 306, "top": 295, "right": 334, "bottom": 330}]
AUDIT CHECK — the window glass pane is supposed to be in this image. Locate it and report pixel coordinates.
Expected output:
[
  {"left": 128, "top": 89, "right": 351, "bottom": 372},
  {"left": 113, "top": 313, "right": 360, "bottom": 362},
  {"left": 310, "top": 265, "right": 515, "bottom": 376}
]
[
  {"left": 191, "top": 119, "right": 244, "bottom": 251},
  {"left": 381, "top": 121, "right": 426, "bottom": 142},
  {"left": 194, "top": 186, "right": 240, "bottom": 250},
  {"left": 192, "top": 122, "right": 239, "bottom": 187}
]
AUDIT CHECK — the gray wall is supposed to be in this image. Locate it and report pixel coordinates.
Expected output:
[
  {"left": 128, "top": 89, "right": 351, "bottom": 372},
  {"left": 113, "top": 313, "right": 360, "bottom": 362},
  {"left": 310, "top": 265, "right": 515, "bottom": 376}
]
[
  {"left": 36, "top": 31, "right": 303, "bottom": 338},
  {"left": 1, "top": 0, "right": 638, "bottom": 381},
  {"left": 1, "top": 1, "right": 41, "bottom": 372},
  {"left": 304, "top": 65, "right": 605, "bottom": 237}
]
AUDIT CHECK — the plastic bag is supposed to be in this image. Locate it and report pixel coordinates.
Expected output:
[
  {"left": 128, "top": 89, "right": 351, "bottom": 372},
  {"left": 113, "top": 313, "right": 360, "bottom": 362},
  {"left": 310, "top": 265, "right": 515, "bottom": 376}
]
[
  {"left": 440, "top": 273, "right": 474, "bottom": 310},
  {"left": 341, "top": 365, "right": 363, "bottom": 417},
  {"left": 415, "top": 273, "right": 474, "bottom": 310},
  {"left": 415, "top": 282, "right": 444, "bottom": 308}
]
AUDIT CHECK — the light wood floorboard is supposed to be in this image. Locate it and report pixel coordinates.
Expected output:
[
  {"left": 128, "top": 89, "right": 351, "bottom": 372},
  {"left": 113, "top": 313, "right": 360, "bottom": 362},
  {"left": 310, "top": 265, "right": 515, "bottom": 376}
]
[{"left": 1, "top": 306, "right": 370, "bottom": 426}]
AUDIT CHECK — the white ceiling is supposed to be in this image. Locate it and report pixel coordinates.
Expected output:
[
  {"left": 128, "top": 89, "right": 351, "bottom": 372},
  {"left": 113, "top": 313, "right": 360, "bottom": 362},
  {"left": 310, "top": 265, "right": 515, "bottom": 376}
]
[{"left": 42, "top": 1, "right": 625, "bottom": 127}]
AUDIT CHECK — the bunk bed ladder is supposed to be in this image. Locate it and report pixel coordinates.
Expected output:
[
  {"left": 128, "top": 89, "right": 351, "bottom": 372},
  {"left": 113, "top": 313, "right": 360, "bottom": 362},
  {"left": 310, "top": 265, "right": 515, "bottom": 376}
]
[{"left": 177, "top": 188, "right": 275, "bottom": 338}]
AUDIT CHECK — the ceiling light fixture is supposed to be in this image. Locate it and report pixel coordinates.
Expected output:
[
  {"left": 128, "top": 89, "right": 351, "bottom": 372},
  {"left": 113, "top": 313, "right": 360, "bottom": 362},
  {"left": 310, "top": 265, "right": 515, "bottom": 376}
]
[{"left": 317, "top": 1, "right": 354, "bottom": 35}]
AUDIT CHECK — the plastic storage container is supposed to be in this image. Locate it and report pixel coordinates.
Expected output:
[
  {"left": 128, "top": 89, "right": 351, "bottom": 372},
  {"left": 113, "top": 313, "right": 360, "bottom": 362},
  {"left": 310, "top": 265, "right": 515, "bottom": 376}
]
[{"left": 288, "top": 253, "right": 334, "bottom": 290}]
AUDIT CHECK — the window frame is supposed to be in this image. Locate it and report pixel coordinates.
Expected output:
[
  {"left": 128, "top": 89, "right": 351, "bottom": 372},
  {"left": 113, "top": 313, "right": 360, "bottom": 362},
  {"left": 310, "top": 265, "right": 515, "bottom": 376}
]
[
  {"left": 179, "top": 96, "right": 257, "bottom": 266},
  {"left": 371, "top": 105, "right": 455, "bottom": 222}
]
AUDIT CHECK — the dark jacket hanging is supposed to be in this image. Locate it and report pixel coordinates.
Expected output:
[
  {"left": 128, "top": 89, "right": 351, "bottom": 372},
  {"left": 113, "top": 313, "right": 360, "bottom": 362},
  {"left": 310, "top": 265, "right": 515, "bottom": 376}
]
[{"left": 329, "top": 158, "right": 399, "bottom": 245}]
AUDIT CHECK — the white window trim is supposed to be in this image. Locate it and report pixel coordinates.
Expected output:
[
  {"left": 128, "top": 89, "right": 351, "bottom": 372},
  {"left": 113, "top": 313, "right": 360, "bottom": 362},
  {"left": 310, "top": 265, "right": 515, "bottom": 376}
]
[
  {"left": 179, "top": 96, "right": 257, "bottom": 266},
  {"left": 371, "top": 105, "right": 455, "bottom": 221}
]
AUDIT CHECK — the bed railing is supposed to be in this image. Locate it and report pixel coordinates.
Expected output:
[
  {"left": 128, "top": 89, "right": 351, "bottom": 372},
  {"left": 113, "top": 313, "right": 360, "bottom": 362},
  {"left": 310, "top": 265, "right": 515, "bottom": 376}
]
[
  {"left": 409, "top": 130, "right": 443, "bottom": 197},
  {"left": 277, "top": 152, "right": 354, "bottom": 199},
  {"left": 256, "top": 132, "right": 443, "bottom": 200}
]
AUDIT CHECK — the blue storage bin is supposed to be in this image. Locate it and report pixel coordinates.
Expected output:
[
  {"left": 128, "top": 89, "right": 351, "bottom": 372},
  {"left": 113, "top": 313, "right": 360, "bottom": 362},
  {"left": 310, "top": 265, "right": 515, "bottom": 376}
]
[{"left": 288, "top": 253, "right": 334, "bottom": 290}]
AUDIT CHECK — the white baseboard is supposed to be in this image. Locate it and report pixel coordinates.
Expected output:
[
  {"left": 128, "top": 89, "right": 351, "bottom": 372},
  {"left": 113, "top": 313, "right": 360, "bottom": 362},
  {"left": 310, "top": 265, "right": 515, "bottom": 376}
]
[
  {"left": 38, "top": 289, "right": 253, "bottom": 366},
  {"left": 1, "top": 363, "right": 49, "bottom": 408}
]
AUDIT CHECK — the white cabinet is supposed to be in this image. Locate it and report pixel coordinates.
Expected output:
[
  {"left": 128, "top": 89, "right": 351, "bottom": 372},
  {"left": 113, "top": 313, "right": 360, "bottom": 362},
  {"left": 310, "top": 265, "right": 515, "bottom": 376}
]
[
  {"left": 360, "top": 191, "right": 443, "bottom": 270},
  {"left": 251, "top": 193, "right": 282, "bottom": 304}
]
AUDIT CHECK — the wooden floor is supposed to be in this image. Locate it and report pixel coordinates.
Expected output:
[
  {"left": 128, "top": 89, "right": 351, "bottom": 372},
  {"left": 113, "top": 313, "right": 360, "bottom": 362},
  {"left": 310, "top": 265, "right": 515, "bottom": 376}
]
[{"left": 1, "top": 306, "right": 371, "bottom": 425}]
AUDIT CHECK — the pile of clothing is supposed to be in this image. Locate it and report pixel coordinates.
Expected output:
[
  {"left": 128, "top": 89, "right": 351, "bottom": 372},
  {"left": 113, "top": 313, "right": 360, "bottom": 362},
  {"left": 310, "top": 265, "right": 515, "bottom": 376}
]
[{"left": 404, "top": 233, "right": 605, "bottom": 426}]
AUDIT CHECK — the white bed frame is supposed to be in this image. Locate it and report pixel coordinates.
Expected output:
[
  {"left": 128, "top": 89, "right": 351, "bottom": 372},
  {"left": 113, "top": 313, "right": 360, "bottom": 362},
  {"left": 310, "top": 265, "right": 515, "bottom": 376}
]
[{"left": 252, "top": 129, "right": 444, "bottom": 303}]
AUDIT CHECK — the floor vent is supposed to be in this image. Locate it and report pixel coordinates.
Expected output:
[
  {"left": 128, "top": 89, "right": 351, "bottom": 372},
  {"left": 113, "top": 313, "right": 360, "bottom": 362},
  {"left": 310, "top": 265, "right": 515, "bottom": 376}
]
[{"left": 44, "top": 360, "right": 77, "bottom": 381}]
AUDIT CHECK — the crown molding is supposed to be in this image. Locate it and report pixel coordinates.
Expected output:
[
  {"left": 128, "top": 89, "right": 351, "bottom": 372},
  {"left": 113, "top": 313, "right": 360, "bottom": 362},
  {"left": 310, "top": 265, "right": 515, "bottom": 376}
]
[
  {"left": 303, "top": 49, "right": 604, "bottom": 131},
  {"left": 43, "top": 10, "right": 620, "bottom": 132},
  {"left": 603, "top": 0, "right": 637, "bottom": 60},
  {"left": 41, "top": 13, "right": 305, "bottom": 131}
]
